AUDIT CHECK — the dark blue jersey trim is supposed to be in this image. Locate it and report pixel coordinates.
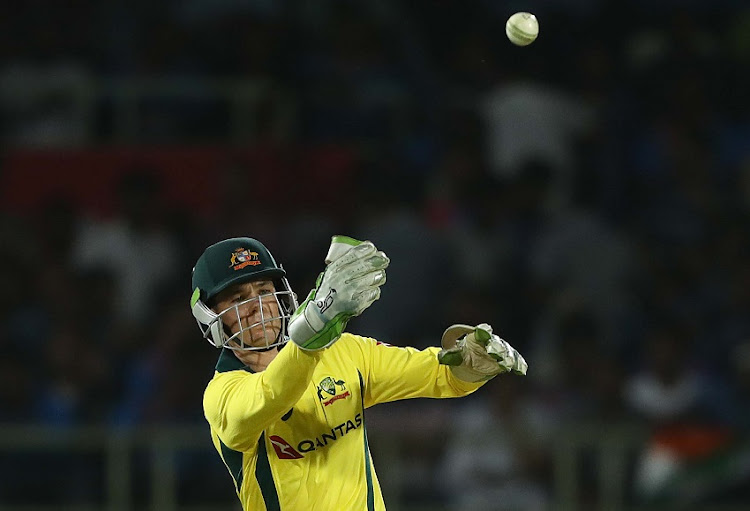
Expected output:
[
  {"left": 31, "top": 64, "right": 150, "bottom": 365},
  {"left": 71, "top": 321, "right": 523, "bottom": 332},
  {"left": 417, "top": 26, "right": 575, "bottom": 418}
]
[
  {"left": 358, "top": 370, "right": 375, "bottom": 511},
  {"left": 219, "top": 439, "right": 244, "bottom": 493},
  {"left": 215, "top": 348, "right": 253, "bottom": 373},
  {"left": 256, "top": 433, "right": 281, "bottom": 510},
  {"left": 215, "top": 345, "right": 288, "bottom": 373}
]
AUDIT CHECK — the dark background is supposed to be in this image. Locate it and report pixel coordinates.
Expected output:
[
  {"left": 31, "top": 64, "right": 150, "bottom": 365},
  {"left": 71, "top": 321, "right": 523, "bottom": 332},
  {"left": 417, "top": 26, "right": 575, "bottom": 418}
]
[{"left": 1, "top": 1, "right": 749, "bottom": 509}]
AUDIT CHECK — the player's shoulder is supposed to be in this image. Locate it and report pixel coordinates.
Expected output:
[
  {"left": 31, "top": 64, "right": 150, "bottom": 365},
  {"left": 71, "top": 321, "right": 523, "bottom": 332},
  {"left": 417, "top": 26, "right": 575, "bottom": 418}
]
[
  {"left": 339, "top": 331, "right": 371, "bottom": 343},
  {"left": 203, "top": 371, "right": 227, "bottom": 417},
  {"left": 203, "top": 364, "right": 249, "bottom": 401},
  {"left": 204, "top": 368, "right": 236, "bottom": 393},
  {"left": 318, "top": 332, "right": 359, "bottom": 356},
  {"left": 325, "top": 332, "right": 363, "bottom": 354},
  {"left": 335, "top": 332, "right": 383, "bottom": 347},
  {"left": 327, "top": 333, "right": 397, "bottom": 357}
]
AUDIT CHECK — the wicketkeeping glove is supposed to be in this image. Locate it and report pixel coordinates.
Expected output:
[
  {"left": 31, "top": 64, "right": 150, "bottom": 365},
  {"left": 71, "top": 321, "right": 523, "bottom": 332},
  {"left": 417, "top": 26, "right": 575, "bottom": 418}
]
[
  {"left": 437, "top": 323, "right": 528, "bottom": 382},
  {"left": 288, "top": 235, "right": 389, "bottom": 351}
]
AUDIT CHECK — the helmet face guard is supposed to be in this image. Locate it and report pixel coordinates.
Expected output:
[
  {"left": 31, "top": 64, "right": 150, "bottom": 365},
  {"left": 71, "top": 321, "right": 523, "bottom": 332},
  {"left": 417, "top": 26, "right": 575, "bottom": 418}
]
[
  {"left": 191, "top": 282, "right": 297, "bottom": 351},
  {"left": 190, "top": 237, "right": 299, "bottom": 351}
]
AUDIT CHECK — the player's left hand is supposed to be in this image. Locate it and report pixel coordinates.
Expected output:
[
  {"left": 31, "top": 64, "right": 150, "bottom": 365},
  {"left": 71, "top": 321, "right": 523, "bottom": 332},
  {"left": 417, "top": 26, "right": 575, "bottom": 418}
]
[
  {"left": 288, "top": 235, "right": 389, "bottom": 351},
  {"left": 437, "top": 323, "right": 527, "bottom": 382}
]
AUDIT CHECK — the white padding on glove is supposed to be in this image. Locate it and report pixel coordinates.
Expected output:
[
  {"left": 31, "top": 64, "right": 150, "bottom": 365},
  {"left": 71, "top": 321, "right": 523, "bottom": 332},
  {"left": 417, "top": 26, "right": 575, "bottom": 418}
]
[{"left": 438, "top": 323, "right": 528, "bottom": 382}]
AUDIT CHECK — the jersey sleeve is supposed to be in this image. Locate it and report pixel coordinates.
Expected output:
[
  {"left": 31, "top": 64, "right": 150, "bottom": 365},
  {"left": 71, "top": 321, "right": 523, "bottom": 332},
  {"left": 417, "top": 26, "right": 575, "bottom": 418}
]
[
  {"left": 203, "top": 342, "right": 322, "bottom": 451},
  {"left": 350, "top": 334, "right": 486, "bottom": 408}
]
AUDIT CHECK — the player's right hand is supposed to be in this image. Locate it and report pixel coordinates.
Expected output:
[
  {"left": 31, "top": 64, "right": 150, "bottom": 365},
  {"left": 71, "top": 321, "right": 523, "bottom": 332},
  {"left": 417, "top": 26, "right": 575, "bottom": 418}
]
[
  {"left": 288, "top": 235, "right": 389, "bottom": 351},
  {"left": 438, "top": 323, "right": 527, "bottom": 382}
]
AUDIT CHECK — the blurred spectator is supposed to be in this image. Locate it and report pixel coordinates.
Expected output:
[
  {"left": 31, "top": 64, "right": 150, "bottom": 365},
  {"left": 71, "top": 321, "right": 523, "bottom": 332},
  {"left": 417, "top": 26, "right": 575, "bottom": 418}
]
[
  {"left": 526, "top": 159, "right": 638, "bottom": 350},
  {"left": 113, "top": 295, "right": 207, "bottom": 426},
  {"left": 529, "top": 307, "right": 613, "bottom": 418},
  {"left": 440, "top": 377, "right": 552, "bottom": 511},
  {"left": 296, "top": 4, "right": 408, "bottom": 141},
  {"left": 0, "top": 0, "right": 94, "bottom": 148},
  {"left": 625, "top": 322, "right": 733, "bottom": 500},
  {"left": 71, "top": 169, "right": 180, "bottom": 330},
  {"left": 0, "top": 63, "right": 92, "bottom": 147},
  {"left": 625, "top": 322, "right": 718, "bottom": 423},
  {"left": 31, "top": 319, "right": 110, "bottom": 505},
  {"left": 479, "top": 54, "right": 596, "bottom": 210},
  {"left": 35, "top": 320, "right": 111, "bottom": 426},
  {"left": 352, "top": 160, "right": 451, "bottom": 346},
  {"left": 200, "top": 154, "right": 290, "bottom": 248}
]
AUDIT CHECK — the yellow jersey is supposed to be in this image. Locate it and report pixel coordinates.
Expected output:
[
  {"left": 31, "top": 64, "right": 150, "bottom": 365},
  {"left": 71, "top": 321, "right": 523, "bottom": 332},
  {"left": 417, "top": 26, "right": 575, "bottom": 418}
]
[{"left": 203, "top": 333, "right": 484, "bottom": 511}]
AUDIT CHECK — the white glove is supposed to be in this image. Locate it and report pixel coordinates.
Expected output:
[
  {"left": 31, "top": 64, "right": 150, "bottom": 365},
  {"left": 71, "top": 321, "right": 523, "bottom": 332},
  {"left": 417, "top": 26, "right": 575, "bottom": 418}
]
[
  {"left": 288, "top": 235, "right": 389, "bottom": 350},
  {"left": 437, "top": 323, "right": 528, "bottom": 382}
]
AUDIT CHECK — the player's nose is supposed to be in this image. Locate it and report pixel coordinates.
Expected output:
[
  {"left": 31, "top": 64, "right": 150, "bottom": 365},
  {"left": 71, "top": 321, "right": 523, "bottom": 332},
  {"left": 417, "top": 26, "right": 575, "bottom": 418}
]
[{"left": 237, "top": 296, "right": 261, "bottom": 318}]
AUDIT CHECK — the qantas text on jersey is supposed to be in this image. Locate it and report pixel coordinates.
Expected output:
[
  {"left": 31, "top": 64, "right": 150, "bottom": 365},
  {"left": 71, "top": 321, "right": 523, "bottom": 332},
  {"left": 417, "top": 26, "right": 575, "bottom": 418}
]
[{"left": 269, "top": 412, "right": 363, "bottom": 458}]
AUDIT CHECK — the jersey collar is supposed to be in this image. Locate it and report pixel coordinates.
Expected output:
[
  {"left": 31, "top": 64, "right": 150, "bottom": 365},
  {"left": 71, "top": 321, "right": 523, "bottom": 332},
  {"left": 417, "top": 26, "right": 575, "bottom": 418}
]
[{"left": 215, "top": 348, "right": 254, "bottom": 373}]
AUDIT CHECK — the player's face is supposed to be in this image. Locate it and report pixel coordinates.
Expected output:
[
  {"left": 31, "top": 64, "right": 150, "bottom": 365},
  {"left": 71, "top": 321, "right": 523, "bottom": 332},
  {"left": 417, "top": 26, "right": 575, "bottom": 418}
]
[{"left": 212, "top": 280, "right": 282, "bottom": 348}]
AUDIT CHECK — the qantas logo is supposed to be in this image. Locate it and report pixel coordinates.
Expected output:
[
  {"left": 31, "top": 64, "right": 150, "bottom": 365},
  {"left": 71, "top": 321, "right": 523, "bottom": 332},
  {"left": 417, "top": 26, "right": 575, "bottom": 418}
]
[
  {"left": 269, "top": 435, "right": 303, "bottom": 459},
  {"left": 269, "top": 413, "right": 363, "bottom": 459}
]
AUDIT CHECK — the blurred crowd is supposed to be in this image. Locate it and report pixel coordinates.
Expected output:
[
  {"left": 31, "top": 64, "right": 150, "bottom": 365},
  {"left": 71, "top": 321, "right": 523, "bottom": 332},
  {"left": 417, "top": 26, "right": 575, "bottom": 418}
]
[{"left": 1, "top": 0, "right": 750, "bottom": 509}]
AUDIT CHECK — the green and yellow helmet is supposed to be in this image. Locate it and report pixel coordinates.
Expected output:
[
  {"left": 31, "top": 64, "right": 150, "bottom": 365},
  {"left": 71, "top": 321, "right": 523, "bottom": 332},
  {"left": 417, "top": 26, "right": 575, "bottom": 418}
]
[{"left": 190, "top": 237, "right": 298, "bottom": 351}]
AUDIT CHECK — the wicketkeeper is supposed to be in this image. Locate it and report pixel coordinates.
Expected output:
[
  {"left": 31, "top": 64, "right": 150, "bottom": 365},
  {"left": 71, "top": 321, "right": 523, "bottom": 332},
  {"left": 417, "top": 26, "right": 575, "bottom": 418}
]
[{"left": 191, "top": 235, "right": 527, "bottom": 510}]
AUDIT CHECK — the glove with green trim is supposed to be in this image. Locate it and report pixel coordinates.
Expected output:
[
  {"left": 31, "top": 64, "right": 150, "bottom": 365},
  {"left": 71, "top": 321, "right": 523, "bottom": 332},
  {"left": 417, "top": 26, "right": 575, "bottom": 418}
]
[
  {"left": 437, "top": 323, "right": 528, "bottom": 382},
  {"left": 288, "top": 235, "right": 389, "bottom": 351}
]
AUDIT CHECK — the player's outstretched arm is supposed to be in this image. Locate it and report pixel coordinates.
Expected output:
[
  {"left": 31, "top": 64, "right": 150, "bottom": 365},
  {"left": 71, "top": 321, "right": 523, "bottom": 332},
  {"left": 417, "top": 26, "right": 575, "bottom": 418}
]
[
  {"left": 437, "top": 323, "right": 528, "bottom": 382},
  {"left": 289, "top": 235, "right": 389, "bottom": 351}
]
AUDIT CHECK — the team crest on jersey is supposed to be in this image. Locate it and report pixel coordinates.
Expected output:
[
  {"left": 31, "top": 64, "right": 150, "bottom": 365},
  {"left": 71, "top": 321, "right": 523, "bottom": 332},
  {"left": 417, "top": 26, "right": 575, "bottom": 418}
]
[
  {"left": 229, "top": 247, "right": 261, "bottom": 270},
  {"left": 316, "top": 376, "right": 350, "bottom": 406}
]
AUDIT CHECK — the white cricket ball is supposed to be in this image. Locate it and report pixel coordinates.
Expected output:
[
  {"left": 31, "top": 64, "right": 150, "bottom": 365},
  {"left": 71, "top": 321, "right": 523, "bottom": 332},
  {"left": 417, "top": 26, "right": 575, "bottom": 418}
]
[{"left": 505, "top": 12, "right": 539, "bottom": 46}]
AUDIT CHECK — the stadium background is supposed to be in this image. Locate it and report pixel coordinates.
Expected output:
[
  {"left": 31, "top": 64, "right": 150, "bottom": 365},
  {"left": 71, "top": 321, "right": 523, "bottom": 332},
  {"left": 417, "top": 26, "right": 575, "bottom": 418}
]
[{"left": 1, "top": 1, "right": 749, "bottom": 509}]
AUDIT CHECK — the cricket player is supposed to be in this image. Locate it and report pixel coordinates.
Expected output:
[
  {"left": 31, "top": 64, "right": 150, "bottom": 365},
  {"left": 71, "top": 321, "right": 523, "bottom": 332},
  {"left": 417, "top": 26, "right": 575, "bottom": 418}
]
[{"left": 190, "top": 235, "right": 527, "bottom": 510}]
